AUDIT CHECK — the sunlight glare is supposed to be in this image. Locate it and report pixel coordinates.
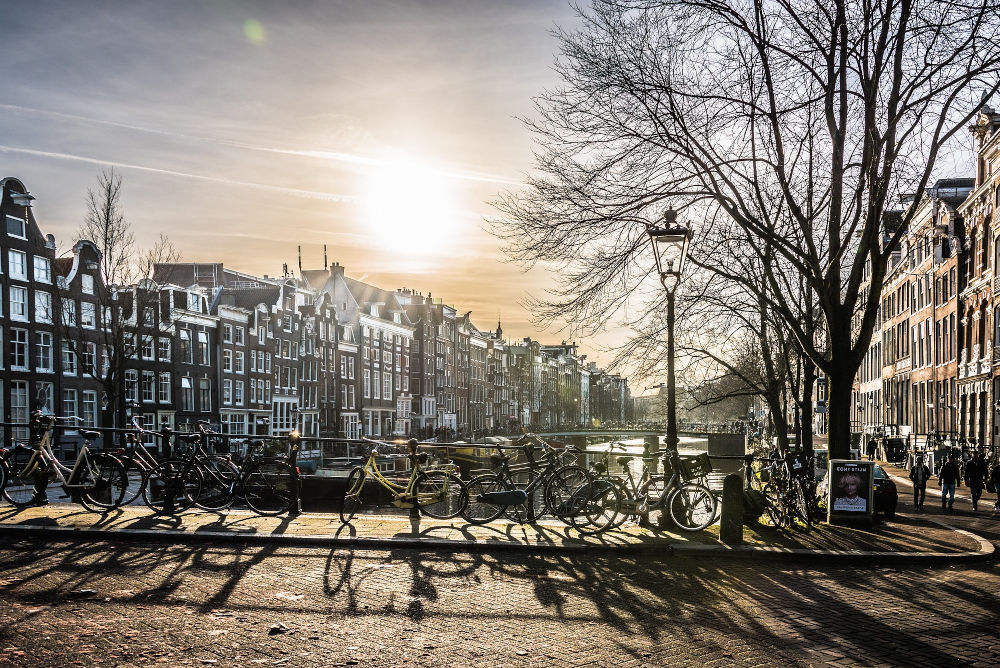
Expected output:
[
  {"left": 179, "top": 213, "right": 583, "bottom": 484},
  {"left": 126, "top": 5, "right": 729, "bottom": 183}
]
[{"left": 362, "top": 156, "right": 457, "bottom": 257}]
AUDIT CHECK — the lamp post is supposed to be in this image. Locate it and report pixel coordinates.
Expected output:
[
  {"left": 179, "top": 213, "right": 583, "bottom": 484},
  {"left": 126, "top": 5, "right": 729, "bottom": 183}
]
[{"left": 647, "top": 209, "right": 691, "bottom": 452}]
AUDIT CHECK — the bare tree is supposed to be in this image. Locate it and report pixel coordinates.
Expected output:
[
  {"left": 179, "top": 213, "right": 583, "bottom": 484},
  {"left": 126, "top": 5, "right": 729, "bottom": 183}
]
[
  {"left": 492, "top": 0, "right": 1000, "bottom": 458},
  {"left": 57, "top": 169, "right": 180, "bottom": 432}
]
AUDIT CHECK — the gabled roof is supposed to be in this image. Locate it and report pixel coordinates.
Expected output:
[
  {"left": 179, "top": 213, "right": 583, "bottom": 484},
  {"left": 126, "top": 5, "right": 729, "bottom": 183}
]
[
  {"left": 301, "top": 269, "right": 331, "bottom": 290},
  {"left": 223, "top": 286, "right": 281, "bottom": 311},
  {"left": 344, "top": 276, "right": 411, "bottom": 324}
]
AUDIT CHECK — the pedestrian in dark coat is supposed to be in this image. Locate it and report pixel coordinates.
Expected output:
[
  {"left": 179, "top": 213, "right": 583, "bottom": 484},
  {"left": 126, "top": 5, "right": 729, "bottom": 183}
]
[
  {"left": 965, "top": 452, "right": 987, "bottom": 511},
  {"left": 939, "top": 455, "right": 961, "bottom": 512},
  {"left": 909, "top": 455, "right": 931, "bottom": 511},
  {"left": 867, "top": 438, "right": 877, "bottom": 461}
]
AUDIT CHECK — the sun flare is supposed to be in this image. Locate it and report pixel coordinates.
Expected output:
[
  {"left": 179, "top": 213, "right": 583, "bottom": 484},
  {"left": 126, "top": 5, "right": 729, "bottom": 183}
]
[{"left": 362, "top": 156, "right": 457, "bottom": 257}]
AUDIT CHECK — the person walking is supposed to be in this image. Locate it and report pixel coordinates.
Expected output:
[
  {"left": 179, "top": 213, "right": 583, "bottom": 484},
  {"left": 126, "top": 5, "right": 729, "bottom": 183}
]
[
  {"left": 867, "top": 437, "right": 878, "bottom": 461},
  {"left": 965, "top": 452, "right": 987, "bottom": 511},
  {"left": 909, "top": 455, "right": 932, "bottom": 511},
  {"left": 938, "top": 455, "right": 961, "bottom": 512}
]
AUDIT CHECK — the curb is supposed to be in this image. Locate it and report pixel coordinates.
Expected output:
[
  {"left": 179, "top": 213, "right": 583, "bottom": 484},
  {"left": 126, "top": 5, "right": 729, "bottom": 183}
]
[
  {"left": 0, "top": 523, "right": 670, "bottom": 556},
  {"left": 0, "top": 520, "right": 993, "bottom": 564}
]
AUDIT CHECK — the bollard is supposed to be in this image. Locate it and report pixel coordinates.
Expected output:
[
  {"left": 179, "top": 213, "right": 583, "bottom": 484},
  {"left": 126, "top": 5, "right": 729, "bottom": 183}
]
[{"left": 720, "top": 473, "right": 744, "bottom": 545}]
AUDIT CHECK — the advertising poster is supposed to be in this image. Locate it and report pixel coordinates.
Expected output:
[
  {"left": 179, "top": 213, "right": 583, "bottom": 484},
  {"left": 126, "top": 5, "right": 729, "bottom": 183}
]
[{"left": 828, "top": 460, "right": 874, "bottom": 520}]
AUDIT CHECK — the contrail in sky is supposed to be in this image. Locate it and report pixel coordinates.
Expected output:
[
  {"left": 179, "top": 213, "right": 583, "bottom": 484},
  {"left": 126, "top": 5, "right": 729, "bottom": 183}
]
[
  {"left": 0, "top": 103, "right": 523, "bottom": 187},
  {"left": 0, "top": 144, "right": 356, "bottom": 203}
]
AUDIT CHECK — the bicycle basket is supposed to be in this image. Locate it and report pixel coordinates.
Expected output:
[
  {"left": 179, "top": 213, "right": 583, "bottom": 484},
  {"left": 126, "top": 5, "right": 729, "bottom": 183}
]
[{"left": 680, "top": 453, "right": 712, "bottom": 480}]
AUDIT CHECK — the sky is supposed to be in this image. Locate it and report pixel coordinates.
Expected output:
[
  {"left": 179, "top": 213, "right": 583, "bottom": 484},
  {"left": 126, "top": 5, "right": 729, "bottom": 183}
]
[{"left": 0, "top": 1, "right": 624, "bottom": 364}]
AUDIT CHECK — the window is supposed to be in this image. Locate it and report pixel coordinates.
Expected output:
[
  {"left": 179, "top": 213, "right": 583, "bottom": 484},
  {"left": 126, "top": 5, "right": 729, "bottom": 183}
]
[
  {"left": 81, "top": 302, "right": 96, "bottom": 329},
  {"left": 11, "top": 382, "right": 29, "bottom": 441},
  {"left": 199, "top": 378, "right": 211, "bottom": 411},
  {"left": 223, "top": 349, "right": 232, "bottom": 372},
  {"left": 223, "top": 324, "right": 233, "bottom": 343},
  {"left": 234, "top": 327, "right": 244, "bottom": 345},
  {"left": 62, "top": 300, "right": 77, "bottom": 328},
  {"left": 250, "top": 352, "right": 257, "bottom": 372},
  {"left": 81, "top": 342, "right": 96, "bottom": 375},
  {"left": 8, "top": 250, "right": 27, "bottom": 280},
  {"left": 33, "top": 256, "right": 51, "bottom": 284},
  {"left": 82, "top": 391, "right": 98, "bottom": 428},
  {"left": 384, "top": 373, "right": 392, "bottom": 399},
  {"left": 374, "top": 370, "right": 381, "bottom": 399},
  {"left": 181, "top": 377, "right": 194, "bottom": 411},
  {"left": 349, "top": 357, "right": 355, "bottom": 379},
  {"left": 235, "top": 351, "right": 244, "bottom": 373},
  {"left": 81, "top": 274, "right": 94, "bottom": 294},
  {"left": 179, "top": 330, "right": 192, "bottom": 363},
  {"left": 62, "top": 389, "right": 77, "bottom": 423},
  {"left": 364, "top": 370, "right": 371, "bottom": 398},
  {"left": 142, "top": 371, "right": 155, "bottom": 403},
  {"left": 250, "top": 378, "right": 258, "bottom": 403},
  {"left": 35, "top": 332, "right": 52, "bottom": 372},
  {"left": 62, "top": 342, "right": 77, "bottom": 375},
  {"left": 125, "top": 369, "right": 139, "bottom": 402},
  {"left": 265, "top": 353, "right": 271, "bottom": 372},
  {"left": 37, "top": 382, "right": 56, "bottom": 414},
  {"left": 223, "top": 379, "right": 232, "bottom": 405},
  {"left": 234, "top": 381, "right": 244, "bottom": 405},
  {"left": 258, "top": 326, "right": 266, "bottom": 342},
  {"left": 9, "top": 328, "right": 27, "bottom": 370},
  {"left": 188, "top": 292, "right": 200, "bottom": 311},
  {"left": 34, "top": 291, "right": 51, "bottom": 323},
  {"left": 139, "top": 336, "right": 153, "bottom": 360},
  {"left": 6, "top": 215, "right": 26, "bottom": 239},
  {"left": 158, "top": 338, "right": 171, "bottom": 361},
  {"left": 156, "top": 372, "right": 170, "bottom": 403},
  {"left": 10, "top": 286, "right": 28, "bottom": 322},
  {"left": 197, "top": 331, "right": 210, "bottom": 365}
]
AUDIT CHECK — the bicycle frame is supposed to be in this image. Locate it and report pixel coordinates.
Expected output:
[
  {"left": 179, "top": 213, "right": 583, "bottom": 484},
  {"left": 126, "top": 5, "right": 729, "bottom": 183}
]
[
  {"left": 357, "top": 448, "right": 457, "bottom": 507},
  {"left": 13, "top": 421, "right": 101, "bottom": 489}
]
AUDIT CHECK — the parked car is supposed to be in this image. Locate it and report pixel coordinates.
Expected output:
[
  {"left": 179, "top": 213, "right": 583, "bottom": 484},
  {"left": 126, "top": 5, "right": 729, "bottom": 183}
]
[{"left": 873, "top": 464, "right": 898, "bottom": 518}]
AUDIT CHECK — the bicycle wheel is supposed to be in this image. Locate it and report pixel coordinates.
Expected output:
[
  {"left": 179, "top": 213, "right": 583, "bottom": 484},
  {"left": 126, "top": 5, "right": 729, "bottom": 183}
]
[
  {"left": 79, "top": 454, "right": 128, "bottom": 512},
  {"left": 339, "top": 467, "right": 366, "bottom": 524},
  {"left": 571, "top": 477, "right": 622, "bottom": 535},
  {"left": 415, "top": 470, "right": 468, "bottom": 519},
  {"left": 195, "top": 456, "right": 239, "bottom": 511},
  {"left": 609, "top": 479, "right": 635, "bottom": 529},
  {"left": 462, "top": 474, "right": 508, "bottom": 524},
  {"left": 758, "top": 481, "right": 786, "bottom": 529},
  {"left": 641, "top": 474, "right": 671, "bottom": 527},
  {"left": 143, "top": 459, "right": 202, "bottom": 514},
  {"left": 243, "top": 459, "right": 297, "bottom": 516},
  {"left": 791, "top": 479, "right": 813, "bottom": 530},
  {"left": 543, "top": 465, "right": 592, "bottom": 521},
  {"left": 2, "top": 446, "right": 48, "bottom": 507},
  {"left": 504, "top": 469, "right": 546, "bottom": 523},
  {"left": 118, "top": 457, "right": 150, "bottom": 507},
  {"left": 668, "top": 482, "right": 717, "bottom": 532}
]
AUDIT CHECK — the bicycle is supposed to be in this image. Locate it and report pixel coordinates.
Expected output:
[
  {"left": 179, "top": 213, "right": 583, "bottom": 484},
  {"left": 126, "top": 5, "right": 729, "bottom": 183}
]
[
  {"left": 141, "top": 425, "right": 207, "bottom": 514},
  {"left": 589, "top": 442, "right": 718, "bottom": 532},
  {"left": 461, "top": 434, "right": 592, "bottom": 527},
  {"left": 1, "top": 412, "right": 127, "bottom": 512},
  {"left": 340, "top": 437, "right": 468, "bottom": 524},
  {"left": 116, "top": 402, "right": 167, "bottom": 506}
]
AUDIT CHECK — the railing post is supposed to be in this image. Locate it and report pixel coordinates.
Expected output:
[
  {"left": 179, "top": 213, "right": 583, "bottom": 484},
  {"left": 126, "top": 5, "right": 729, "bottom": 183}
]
[{"left": 720, "top": 473, "right": 744, "bottom": 546}]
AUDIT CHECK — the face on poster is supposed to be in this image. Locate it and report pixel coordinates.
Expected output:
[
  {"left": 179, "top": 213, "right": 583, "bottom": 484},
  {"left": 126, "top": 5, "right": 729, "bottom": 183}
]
[{"left": 831, "top": 462, "right": 870, "bottom": 513}]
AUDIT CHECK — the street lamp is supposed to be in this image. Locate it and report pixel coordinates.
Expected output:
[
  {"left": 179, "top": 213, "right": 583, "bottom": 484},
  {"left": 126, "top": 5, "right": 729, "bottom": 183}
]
[{"left": 647, "top": 208, "right": 691, "bottom": 452}]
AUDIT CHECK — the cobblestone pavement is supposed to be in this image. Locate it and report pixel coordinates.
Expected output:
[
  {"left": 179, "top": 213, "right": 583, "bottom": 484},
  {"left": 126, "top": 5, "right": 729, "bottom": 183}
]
[{"left": 1, "top": 536, "right": 998, "bottom": 667}]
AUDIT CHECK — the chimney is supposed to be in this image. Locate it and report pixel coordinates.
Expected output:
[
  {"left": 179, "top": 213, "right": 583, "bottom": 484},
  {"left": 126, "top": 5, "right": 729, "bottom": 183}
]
[
  {"left": 45, "top": 234, "right": 56, "bottom": 251},
  {"left": 329, "top": 261, "right": 344, "bottom": 278}
]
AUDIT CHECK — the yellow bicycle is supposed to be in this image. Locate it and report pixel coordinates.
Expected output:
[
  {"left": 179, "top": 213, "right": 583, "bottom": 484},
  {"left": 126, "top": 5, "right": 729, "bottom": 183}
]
[{"left": 339, "top": 437, "right": 468, "bottom": 523}]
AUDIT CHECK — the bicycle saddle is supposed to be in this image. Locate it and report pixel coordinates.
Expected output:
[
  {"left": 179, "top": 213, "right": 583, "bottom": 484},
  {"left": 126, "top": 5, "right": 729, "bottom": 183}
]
[
  {"left": 616, "top": 456, "right": 632, "bottom": 467},
  {"left": 80, "top": 430, "right": 101, "bottom": 440},
  {"left": 592, "top": 461, "right": 607, "bottom": 474},
  {"left": 176, "top": 433, "right": 201, "bottom": 443}
]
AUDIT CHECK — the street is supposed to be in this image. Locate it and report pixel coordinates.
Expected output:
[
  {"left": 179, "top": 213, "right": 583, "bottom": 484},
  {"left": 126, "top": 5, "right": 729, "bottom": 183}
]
[{"left": 1, "top": 531, "right": 998, "bottom": 667}]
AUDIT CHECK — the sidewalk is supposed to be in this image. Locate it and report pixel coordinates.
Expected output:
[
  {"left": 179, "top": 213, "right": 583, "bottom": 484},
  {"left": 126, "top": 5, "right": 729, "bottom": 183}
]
[{"left": 0, "top": 498, "right": 992, "bottom": 562}]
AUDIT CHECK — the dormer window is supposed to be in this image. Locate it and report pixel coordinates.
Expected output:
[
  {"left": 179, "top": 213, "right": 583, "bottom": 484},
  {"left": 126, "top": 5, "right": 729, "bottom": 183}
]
[
  {"left": 5, "top": 215, "right": 26, "bottom": 239},
  {"left": 188, "top": 292, "right": 200, "bottom": 311},
  {"left": 393, "top": 312, "right": 401, "bottom": 324},
  {"left": 82, "top": 274, "right": 94, "bottom": 294},
  {"left": 370, "top": 305, "right": 379, "bottom": 317}
]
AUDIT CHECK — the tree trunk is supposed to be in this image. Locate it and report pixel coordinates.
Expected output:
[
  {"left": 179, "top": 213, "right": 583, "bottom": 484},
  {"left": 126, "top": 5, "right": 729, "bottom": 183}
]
[
  {"left": 800, "top": 361, "right": 815, "bottom": 456},
  {"left": 827, "top": 369, "right": 854, "bottom": 460}
]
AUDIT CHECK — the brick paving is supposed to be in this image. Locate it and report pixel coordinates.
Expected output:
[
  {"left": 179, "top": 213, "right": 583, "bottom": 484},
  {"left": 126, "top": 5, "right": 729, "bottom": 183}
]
[{"left": 0, "top": 537, "right": 998, "bottom": 667}]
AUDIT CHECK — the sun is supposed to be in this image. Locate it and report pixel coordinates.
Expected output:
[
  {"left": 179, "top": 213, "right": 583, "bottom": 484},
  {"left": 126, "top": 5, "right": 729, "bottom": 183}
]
[{"left": 362, "top": 156, "right": 457, "bottom": 257}]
